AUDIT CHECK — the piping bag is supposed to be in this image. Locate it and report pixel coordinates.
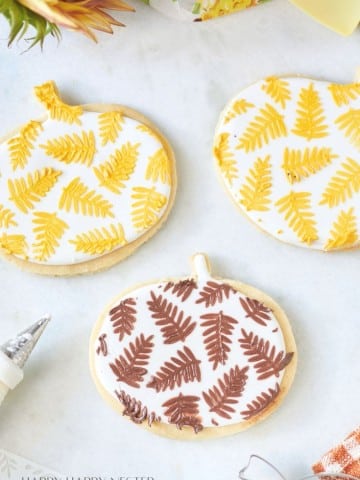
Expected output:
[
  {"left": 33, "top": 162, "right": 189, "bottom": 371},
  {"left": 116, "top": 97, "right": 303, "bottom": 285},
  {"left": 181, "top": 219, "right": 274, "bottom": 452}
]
[{"left": 0, "top": 315, "right": 50, "bottom": 404}]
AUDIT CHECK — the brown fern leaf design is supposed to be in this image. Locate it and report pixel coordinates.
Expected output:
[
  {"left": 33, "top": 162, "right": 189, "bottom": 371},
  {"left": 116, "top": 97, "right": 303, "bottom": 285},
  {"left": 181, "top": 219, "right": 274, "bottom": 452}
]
[
  {"left": 163, "top": 279, "right": 198, "bottom": 302},
  {"left": 200, "top": 311, "right": 238, "bottom": 370},
  {"left": 96, "top": 334, "right": 108, "bottom": 356},
  {"left": 115, "top": 390, "right": 161, "bottom": 427},
  {"left": 238, "top": 329, "right": 293, "bottom": 380},
  {"left": 109, "top": 333, "right": 154, "bottom": 388},
  {"left": 147, "top": 291, "right": 196, "bottom": 344},
  {"left": 240, "top": 383, "right": 280, "bottom": 420},
  {"left": 109, "top": 298, "right": 137, "bottom": 341},
  {"left": 162, "top": 393, "right": 203, "bottom": 433},
  {"left": 196, "top": 281, "right": 236, "bottom": 307},
  {"left": 147, "top": 346, "right": 201, "bottom": 392},
  {"left": 202, "top": 365, "right": 249, "bottom": 419},
  {"left": 240, "top": 297, "right": 272, "bottom": 326}
]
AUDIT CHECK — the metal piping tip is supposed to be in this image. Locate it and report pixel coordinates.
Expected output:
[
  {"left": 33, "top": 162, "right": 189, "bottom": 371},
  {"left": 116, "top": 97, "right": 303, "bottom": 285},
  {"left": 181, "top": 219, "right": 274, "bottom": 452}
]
[{"left": 0, "top": 315, "right": 51, "bottom": 368}]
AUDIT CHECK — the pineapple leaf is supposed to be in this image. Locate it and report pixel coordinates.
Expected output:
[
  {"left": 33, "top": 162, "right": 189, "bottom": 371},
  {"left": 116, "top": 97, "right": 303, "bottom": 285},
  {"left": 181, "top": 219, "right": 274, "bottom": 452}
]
[{"left": 0, "top": 0, "right": 61, "bottom": 48}]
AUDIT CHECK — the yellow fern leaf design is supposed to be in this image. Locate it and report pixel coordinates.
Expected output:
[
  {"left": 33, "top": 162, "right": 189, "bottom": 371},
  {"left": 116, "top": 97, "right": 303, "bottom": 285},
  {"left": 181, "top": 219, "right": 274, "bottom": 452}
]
[
  {"left": 98, "top": 111, "right": 124, "bottom": 146},
  {"left": 8, "top": 137, "right": 31, "bottom": 172},
  {"left": 292, "top": 82, "right": 328, "bottom": 140},
  {"left": 69, "top": 223, "right": 127, "bottom": 255},
  {"left": 223, "top": 99, "right": 255, "bottom": 124},
  {"left": 8, "top": 168, "right": 62, "bottom": 214},
  {"left": 335, "top": 108, "right": 360, "bottom": 149},
  {"left": 145, "top": 148, "right": 171, "bottom": 184},
  {"left": 34, "top": 81, "right": 82, "bottom": 125},
  {"left": 136, "top": 124, "right": 159, "bottom": 140},
  {"left": 0, "top": 233, "right": 27, "bottom": 257},
  {"left": 131, "top": 186, "right": 167, "bottom": 230},
  {"left": 261, "top": 76, "right": 291, "bottom": 109},
  {"left": 324, "top": 208, "right": 358, "bottom": 251},
  {"left": 59, "top": 177, "right": 114, "bottom": 218},
  {"left": 275, "top": 191, "right": 318, "bottom": 244},
  {"left": 319, "top": 158, "right": 360, "bottom": 207},
  {"left": 237, "top": 103, "right": 287, "bottom": 153},
  {"left": 0, "top": 205, "right": 17, "bottom": 228},
  {"left": 214, "top": 133, "right": 238, "bottom": 185},
  {"left": 20, "top": 120, "right": 43, "bottom": 142},
  {"left": 93, "top": 142, "right": 140, "bottom": 194},
  {"left": 7, "top": 121, "right": 43, "bottom": 171},
  {"left": 282, "top": 147, "right": 338, "bottom": 184},
  {"left": 328, "top": 83, "right": 360, "bottom": 107},
  {"left": 240, "top": 155, "right": 272, "bottom": 211},
  {"left": 40, "top": 131, "right": 96, "bottom": 166},
  {"left": 32, "top": 212, "right": 69, "bottom": 262}
]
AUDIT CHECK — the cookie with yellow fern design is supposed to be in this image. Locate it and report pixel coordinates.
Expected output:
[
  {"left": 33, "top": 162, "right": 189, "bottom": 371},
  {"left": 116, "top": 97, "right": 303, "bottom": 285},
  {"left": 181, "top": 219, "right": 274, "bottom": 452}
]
[
  {"left": 214, "top": 75, "right": 360, "bottom": 251},
  {"left": 0, "top": 81, "right": 176, "bottom": 275},
  {"left": 89, "top": 253, "right": 296, "bottom": 439}
]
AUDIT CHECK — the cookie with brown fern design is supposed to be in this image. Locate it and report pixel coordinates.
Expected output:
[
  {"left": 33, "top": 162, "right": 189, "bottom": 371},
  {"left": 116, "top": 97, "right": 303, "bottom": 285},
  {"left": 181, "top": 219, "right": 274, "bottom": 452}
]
[{"left": 89, "top": 253, "right": 296, "bottom": 439}]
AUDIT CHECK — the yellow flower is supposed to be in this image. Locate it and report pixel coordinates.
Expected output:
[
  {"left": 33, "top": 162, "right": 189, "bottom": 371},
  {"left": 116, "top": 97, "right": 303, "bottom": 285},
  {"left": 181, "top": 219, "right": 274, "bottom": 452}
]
[{"left": 17, "top": 0, "right": 135, "bottom": 41}]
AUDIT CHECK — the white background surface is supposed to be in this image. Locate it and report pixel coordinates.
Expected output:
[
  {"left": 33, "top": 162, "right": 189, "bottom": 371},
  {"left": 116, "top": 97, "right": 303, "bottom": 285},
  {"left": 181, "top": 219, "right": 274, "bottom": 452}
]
[{"left": 0, "top": 1, "right": 359, "bottom": 478}]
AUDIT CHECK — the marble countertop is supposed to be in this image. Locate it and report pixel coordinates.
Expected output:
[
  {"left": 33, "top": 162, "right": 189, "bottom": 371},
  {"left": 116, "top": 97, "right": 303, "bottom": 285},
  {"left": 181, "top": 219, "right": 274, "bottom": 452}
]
[{"left": 0, "top": 1, "right": 359, "bottom": 478}]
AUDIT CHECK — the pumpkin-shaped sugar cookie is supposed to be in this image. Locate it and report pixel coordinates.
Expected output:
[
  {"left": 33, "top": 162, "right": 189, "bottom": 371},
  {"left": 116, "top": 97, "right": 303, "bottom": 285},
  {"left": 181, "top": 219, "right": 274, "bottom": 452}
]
[
  {"left": 214, "top": 76, "right": 360, "bottom": 251},
  {"left": 90, "top": 253, "right": 296, "bottom": 439},
  {"left": 0, "top": 82, "right": 176, "bottom": 275}
]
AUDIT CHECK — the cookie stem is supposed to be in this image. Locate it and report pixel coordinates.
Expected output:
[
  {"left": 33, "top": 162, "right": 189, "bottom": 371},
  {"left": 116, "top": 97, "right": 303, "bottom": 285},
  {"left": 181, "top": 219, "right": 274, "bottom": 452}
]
[
  {"left": 33, "top": 81, "right": 83, "bottom": 124},
  {"left": 191, "top": 252, "right": 211, "bottom": 281},
  {"left": 34, "top": 81, "right": 66, "bottom": 108}
]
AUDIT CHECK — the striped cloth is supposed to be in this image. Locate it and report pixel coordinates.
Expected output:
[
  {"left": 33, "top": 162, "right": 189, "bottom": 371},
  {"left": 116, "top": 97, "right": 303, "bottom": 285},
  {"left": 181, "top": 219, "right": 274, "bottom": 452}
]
[{"left": 313, "top": 427, "right": 360, "bottom": 478}]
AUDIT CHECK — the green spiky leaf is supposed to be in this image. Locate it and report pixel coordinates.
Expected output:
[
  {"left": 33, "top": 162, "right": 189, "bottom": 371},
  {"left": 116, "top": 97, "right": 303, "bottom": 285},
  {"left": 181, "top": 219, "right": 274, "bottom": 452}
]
[{"left": 0, "top": 0, "right": 61, "bottom": 48}]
